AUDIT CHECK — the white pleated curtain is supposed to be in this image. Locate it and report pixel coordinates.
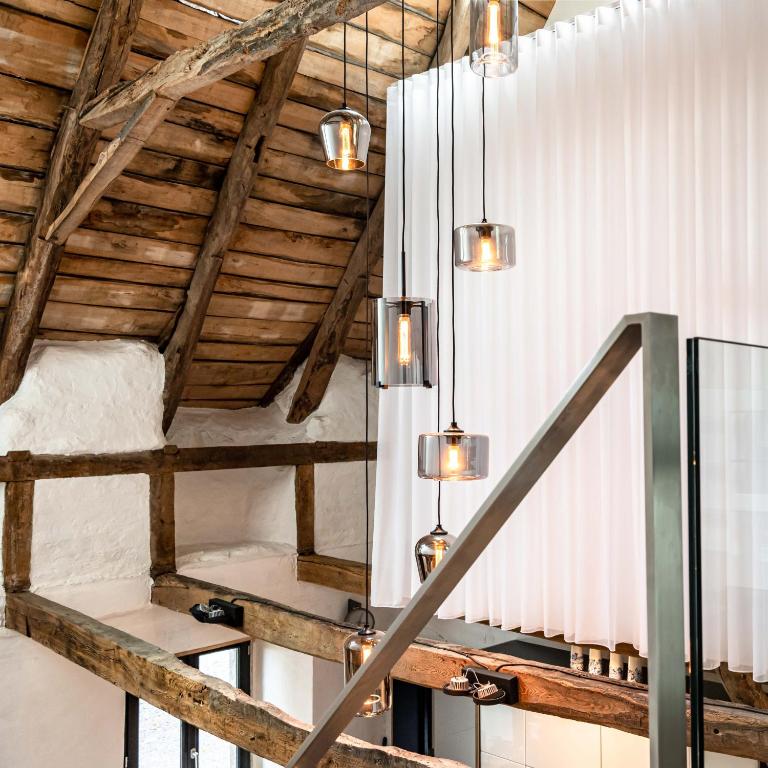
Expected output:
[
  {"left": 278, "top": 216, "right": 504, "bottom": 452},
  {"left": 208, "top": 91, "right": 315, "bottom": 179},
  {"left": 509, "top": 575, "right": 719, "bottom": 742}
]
[{"left": 371, "top": 0, "right": 768, "bottom": 678}]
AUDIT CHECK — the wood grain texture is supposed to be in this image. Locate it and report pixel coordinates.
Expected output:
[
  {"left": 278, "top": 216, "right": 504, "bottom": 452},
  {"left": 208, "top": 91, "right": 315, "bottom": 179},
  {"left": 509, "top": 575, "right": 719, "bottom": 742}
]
[
  {"left": 718, "top": 664, "right": 768, "bottom": 711},
  {"left": 0, "top": 0, "right": 142, "bottom": 403},
  {"left": 296, "top": 553, "right": 369, "bottom": 595},
  {"left": 287, "top": 194, "right": 383, "bottom": 423},
  {"left": 162, "top": 42, "right": 306, "bottom": 432},
  {"left": 152, "top": 573, "right": 768, "bottom": 763},
  {"left": 0, "top": 441, "right": 376, "bottom": 481},
  {"left": 2, "top": 459, "right": 34, "bottom": 592},
  {"left": 5, "top": 592, "right": 464, "bottom": 768},
  {"left": 295, "top": 463, "right": 315, "bottom": 555},
  {"left": 149, "top": 453, "right": 176, "bottom": 578}
]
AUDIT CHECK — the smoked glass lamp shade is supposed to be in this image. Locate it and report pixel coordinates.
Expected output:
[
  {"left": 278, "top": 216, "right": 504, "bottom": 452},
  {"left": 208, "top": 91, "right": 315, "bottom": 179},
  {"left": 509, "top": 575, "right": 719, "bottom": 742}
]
[
  {"left": 415, "top": 524, "right": 456, "bottom": 582},
  {"left": 372, "top": 297, "right": 437, "bottom": 388},
  {"left": 418, "top": 423, "right": 490, "bottom": 481},
  {"left": 319, "top": 107, "right": 371, "bottom": 170},
  {"left": 469, "top": 0, "right": 518, "bottom": 78},
  {"left": 454, "top": 222, "right": 515, "bottom": 272},
  {"left": 343, "top": 629, "right": 392, "bottom": 717}
]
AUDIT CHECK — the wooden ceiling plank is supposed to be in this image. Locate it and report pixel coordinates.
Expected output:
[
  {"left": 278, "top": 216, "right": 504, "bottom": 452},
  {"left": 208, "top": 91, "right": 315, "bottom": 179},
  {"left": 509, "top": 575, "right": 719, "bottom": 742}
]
[
  {"left": 162, "top": 41, "right": 306, "bottom": 432},
  {"left": 0, "top": 0, "right": 143, "bottom": 403},
  {"left": 286, "top": 186, "right": 383, "bottom": 423},
  {"left": 5, "top": 592, "right": 458, "bottom": 768},
  {"left": 194, "top": 341, "right": 296, "bottom": 363}
]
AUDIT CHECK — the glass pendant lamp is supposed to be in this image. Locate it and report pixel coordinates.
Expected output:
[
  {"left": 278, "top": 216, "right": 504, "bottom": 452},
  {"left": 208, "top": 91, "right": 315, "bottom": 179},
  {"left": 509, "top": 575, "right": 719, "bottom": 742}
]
[
  {"left": 343, "top": 629, "right": 392, "bottom": 717},
  {"left": 470, "top": 0, "right": 518, "bottom": 78},
  {"left": 455, "top": 79, "right": 515, "bottom": 271},
  {"left": 415, "top": 523, "right": 455, "bottom": 582},
  {"left": 373, "top": 0, "right": 436, "bottom": 389},
  {"left": 319, "top": 23, "right": 371, "bottom": 170}
]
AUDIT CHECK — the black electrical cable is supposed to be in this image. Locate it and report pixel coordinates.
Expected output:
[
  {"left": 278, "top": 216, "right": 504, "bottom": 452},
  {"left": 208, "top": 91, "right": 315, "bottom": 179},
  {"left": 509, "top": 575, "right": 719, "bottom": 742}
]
[
  {"left": 481, "top": 77, "right": 487, "bottom": 222},
  {"left": 450, "top": 0, "right": 456, "bottom": 424},
  {"left": 342, "top": 22, "right": 348, "bottom": 108},
  {"left": 435, "top": 0, "right": 442, "bottom": 528},
  {"left": 400, "top": 0, "right": 407, "bottom": 298},
  {"left": 363, "top": 10, "right": 372, "bottom": 631}
]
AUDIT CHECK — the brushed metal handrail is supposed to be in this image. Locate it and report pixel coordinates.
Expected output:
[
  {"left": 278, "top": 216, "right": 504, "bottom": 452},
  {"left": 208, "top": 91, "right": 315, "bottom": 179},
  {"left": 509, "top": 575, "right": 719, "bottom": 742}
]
[{"left": 288, "top": 312, "right": 686, "bottom": 768}]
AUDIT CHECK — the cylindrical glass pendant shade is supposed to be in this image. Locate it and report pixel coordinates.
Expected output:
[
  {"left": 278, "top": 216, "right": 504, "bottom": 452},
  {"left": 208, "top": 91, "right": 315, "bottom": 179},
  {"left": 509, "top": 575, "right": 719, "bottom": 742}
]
[
  {"left": 415, "top": 524, "right": 456, "bottom": 582},
  {"left": 470, "top": 0, "right": 518, "bottom": 78},
  {"left": 372, "top": 297, "right": 437, "bottom": 388},
  {"left": 319, "top": 107, "right": 371, "bottom": 170},
  {"left": 343, "top": 630, "right": 392, "bottom": 717},
  {"left": 418, "top": 423, "right": 489, "bottom": 481},
  {"left": 454, "top": 221, "right": 515, "bottom": 271}
]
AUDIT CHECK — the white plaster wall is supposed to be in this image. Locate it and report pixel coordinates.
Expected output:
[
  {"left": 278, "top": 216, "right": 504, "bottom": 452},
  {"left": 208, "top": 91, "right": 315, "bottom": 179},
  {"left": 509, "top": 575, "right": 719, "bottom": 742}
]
[
  {"left": 0, "top": 340, "right": 165, "bottom": 768},
  {"left": 169, "top": 356, "right": 377, "bottom": 560}
]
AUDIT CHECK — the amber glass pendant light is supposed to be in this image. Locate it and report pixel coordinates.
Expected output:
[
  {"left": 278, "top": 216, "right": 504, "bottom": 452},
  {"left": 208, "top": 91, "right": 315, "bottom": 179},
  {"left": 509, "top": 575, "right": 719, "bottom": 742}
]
[
  {"left": 469, "top": 0, "right": 518, "bottom": 78},
  {"left": 455, "top": 79, "right": 515, "bottom": 271},
  {"left": 343, "top": 15, "right": 392, "bottom": 718},
  {"left": 373, "top": 0, "right": 436, "bottom": 389},
  {"left": 418, "top": 0, "right": 489, "bottom": 483},
  {"left": 319, "top": 23, "right": 371, "bottom": 170}
]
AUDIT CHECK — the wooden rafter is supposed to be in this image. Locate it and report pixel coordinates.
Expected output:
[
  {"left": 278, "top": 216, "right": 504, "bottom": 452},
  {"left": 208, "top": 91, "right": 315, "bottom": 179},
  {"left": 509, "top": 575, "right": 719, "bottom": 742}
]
[
  {"left": 0, "top": 0, "right": 142, "bottom": 403},
  {"left": 5, "top": 592, "right": 462, "bottom": 768},
  {"left": 152, "top": 573, "right": 768, "bottom": 762},
  {"left": 162, "top": 41, "right": 306, "bottom": 432},
  {"left": 287, "top": 195, "right": 384, "bottom": 423}
]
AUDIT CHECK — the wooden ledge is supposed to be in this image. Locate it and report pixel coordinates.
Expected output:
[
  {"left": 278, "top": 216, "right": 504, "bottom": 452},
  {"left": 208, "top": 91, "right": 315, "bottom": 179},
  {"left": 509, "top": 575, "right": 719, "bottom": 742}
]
[{"left": 296, "top": 553, "right": 370, "bottom": 595}]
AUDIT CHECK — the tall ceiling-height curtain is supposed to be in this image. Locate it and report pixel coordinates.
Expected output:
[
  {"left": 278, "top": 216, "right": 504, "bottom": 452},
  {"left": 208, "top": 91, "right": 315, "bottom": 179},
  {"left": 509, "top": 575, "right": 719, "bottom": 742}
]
[{"left": 372, "top": 0, "right": 768, "bottom": 676}]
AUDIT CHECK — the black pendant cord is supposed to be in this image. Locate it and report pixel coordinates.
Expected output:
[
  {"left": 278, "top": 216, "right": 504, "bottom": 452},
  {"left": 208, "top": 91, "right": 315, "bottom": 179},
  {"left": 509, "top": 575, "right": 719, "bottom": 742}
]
[
  {"left": 400, "top": 0, "right": 407, "bottom": 298},
  {"left": 363, "top": 12, "right": 372, "bottom": 631},
  {"left": 449, "top": 0, "right": 457, "bottom": 426},
  {"left": 481, "top": 77, "right": 487, "bottom": 222},
  {"left": 342, "top": 22, "right": 348, "bottom": 108},
  {"left": 435, "top": 0, "right": 442, "bottom": 528}
]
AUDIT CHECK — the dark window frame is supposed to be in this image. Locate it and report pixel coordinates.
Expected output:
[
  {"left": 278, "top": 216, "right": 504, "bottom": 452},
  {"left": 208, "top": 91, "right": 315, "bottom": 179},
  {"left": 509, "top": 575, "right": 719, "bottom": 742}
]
[{"left": 124, "top": 641, "right": 251, "bottom": 768}]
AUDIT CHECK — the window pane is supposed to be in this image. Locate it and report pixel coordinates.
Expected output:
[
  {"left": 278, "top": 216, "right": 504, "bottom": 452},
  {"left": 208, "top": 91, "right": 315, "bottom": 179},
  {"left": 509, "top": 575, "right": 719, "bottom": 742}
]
[
  {"left": 138, "top": 700, "right": 181, "bottom": 768},
  {"left": 197, "top": 648, "right": 243, "bottom": 767}
]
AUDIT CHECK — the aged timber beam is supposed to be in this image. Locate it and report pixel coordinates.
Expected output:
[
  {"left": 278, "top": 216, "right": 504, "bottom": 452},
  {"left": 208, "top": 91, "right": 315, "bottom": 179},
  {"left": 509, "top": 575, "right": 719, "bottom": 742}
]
[
  {"left": 149, "top": 446, "right": 178, "bottom": 578},
  {"left": 287, "top": 195, "right": 384, "bottom": 423},
  {"left": 0, "top": 441, "right": 376, "bottom": 482},
  {"left": 162, "top": 42, "right": 306, "bottom": 433},
  {"left": 152, "top": 573, "right": 768, "bottom": 762},
  {"left": 718, "top": 664, "right": 768, "bottom": 711},
  {"left": 296, "top": 554, "right": 370, "bottom": 594},
  {"left": 0, "top": 0, "right": 142, "bottom": 403},
  {"left": 81, "top": 0, "right": 390, "bottom": 131},
  {"left": 1, "top": 453, "right": 35, "bottom": 593},
  {"left": 5, "top": 592, "right": 464, "bottom": 768}
]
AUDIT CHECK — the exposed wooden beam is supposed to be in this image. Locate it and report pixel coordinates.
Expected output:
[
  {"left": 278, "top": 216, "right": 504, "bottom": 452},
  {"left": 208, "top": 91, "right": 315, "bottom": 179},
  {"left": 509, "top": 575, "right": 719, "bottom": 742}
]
[
  {"left": 296, "top": 553, "right": 369, "bottom": 595},
  {"left": 0, "top": 441, "right": 377, "bottom": 482},
  {"left": 149, "top": 446, "right": 178, "bottom": 579},
  {"left": 152, "top": 573, "right": 768, "bottom": 762},
  {"left": 162, "top": 42, "right": 306, "bottom": 432},
  {"left": 5, "top": 592, "right": 462, "bottom": 768},
  {"left": 1, "top": 453, "right": 35, "bottom": 593},
  {"left": 0, "top": 0, "right": 142, "bottom": 403},
  {"left": 287, "top": 195, "right": 383, "bottom": 423},
  {"left": 295, "top": 464, "right": 316, "bottom": 556},
  {"left": 259, "top": 328, "right": 319, "bottom": 408},
  {"left": 718, "top": 664, "right": 768, "bottom": 711},
  {"left": 81, "top": 0, "right": 389, "bottom": 131},
  {"left": 430, "top": 0, "right": 470, "bottom": 68}
]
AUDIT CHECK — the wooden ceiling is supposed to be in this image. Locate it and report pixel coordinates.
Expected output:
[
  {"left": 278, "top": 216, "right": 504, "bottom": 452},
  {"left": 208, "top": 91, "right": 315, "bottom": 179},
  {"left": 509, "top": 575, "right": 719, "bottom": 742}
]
[{"left": 0, "top": 0, "right": 553, "bottom": 425}]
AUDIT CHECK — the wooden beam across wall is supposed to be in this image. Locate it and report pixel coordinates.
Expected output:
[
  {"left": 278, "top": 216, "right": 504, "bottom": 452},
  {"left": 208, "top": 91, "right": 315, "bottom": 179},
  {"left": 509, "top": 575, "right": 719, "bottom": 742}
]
[
  {"left": 287, "top": 195, "right": 383, "bottom": 423},
  {"left": 162, "top": 41, "right": 307, "bottom": 433},
  {"left": 0, "top": 441, "right": 376, "bottom": 482},
  {"left": 0, "top": 0, "right": 142, "bottom": 403},
  {"left": 152, "top": 573, "right": 768, "bottom": 762},
  {"left": 5, "top": 592, "right": 463, "bottom": 768},
  {"left": 296, "top": 553, "right": 369, "bottom": 595}
]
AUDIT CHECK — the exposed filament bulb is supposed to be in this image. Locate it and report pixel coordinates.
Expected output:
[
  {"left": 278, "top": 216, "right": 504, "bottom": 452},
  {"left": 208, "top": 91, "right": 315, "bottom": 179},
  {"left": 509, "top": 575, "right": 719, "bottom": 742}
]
[
  {"left": 339, "top": 122, "right": 353, "bottom": 170},
  {"left": 445, "top": 441, "right": 465, "bottom": 475},
  {"left": 487, "top": 0, "right": 502, "bottom": 57},
  {"left": 397, "top": 312, "right": 412, "bottom": 366},
  {"left": 479, "top": 232, "right": 496, "bottom": 267}
]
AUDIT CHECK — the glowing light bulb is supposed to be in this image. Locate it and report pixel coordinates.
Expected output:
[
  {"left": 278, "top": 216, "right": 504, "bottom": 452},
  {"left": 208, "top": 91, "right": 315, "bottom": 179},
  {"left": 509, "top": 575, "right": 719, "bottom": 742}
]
[
  {"left": 479, "top": 232, "right": 496, "bottom": 267},
  {"left": 487, "top": 0, "right": 501, "bottom": 57},
  {"left": 445, "top": 441, "right": 464, "bottom": 474},
  {"left": 433, "top": 539, "right": 447, "bottom": 566},
  {"left": 397, "top": 313, "right": 412, "bottom": 366},
  {"left": 339, "top": 121, "right": 353, "bottom": 170}
]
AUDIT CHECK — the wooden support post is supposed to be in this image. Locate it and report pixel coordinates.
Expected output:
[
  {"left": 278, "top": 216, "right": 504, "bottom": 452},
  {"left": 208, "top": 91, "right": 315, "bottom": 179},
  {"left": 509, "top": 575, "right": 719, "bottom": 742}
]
[
  {"left": 5, "top": 592, "right": 462, "bottom": 768},
  {"left": 152, "top": 573, "right": 768, "bottom": 763},
  {"left": 287, "top": 196, "right": 384, "bottom": 423},
  {"left": 149, "top": 446, "right": 177, "bottom": 579},
  {"left": 0, "top": 0, "right": 142, "bottom": 403},
  {"left": 295, "top": 464, "right": 315, "bottom": 556},
  {"left": 2, "top": 452, "right": 35, "bottom": 593},
  {"left": 162, "top": 41, "right": 306, "bottom": 432}
]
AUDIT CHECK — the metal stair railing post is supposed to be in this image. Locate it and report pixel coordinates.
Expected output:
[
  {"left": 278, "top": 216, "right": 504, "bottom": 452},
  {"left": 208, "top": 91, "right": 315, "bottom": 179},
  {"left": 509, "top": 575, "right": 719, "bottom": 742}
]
[{"left": 287, "top": 312, "right": 686, "bottom": 768}]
